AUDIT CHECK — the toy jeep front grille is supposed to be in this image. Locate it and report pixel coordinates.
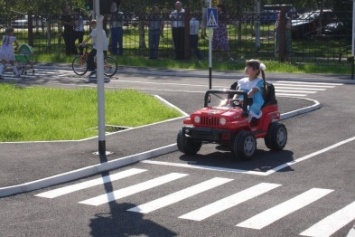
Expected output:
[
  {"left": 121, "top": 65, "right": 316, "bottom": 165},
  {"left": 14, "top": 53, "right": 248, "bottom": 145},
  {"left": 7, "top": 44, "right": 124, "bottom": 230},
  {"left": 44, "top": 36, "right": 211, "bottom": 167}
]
[{"left": 201, "top": 116, "right": 219, "bottom": 126}]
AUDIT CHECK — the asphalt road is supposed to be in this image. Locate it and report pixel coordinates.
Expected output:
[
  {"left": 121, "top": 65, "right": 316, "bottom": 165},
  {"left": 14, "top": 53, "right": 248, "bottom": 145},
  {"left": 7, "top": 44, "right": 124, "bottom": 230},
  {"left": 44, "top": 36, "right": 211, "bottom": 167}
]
[{"left": 0, "top": 66, "right": 354, "bottom": 237}]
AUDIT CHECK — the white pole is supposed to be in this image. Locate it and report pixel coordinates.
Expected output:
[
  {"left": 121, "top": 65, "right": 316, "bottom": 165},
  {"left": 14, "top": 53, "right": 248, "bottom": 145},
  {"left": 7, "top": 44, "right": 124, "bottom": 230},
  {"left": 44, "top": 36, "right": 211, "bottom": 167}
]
[
  {"left": 352, "top": 0, "right": 355, "bottom": 56},
  {"left": 94, "top": 0, "right": 106, "bottom": 155},
  {"left": 208, "top": 0, "right": 213, "bottom": 89},
  {"left": 255, "top": 0, "right": 261, "bottom": 50}
]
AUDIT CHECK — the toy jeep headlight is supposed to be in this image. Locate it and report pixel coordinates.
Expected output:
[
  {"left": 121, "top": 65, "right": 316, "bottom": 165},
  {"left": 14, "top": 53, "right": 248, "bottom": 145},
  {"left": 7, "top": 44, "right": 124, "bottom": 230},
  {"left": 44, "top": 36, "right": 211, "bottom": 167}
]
[
  {"left": 220, "top": 117, "right": 226, "bottom": 125},
  {"left": 194, "top": 116, "right": 201, "bottom": 123}
]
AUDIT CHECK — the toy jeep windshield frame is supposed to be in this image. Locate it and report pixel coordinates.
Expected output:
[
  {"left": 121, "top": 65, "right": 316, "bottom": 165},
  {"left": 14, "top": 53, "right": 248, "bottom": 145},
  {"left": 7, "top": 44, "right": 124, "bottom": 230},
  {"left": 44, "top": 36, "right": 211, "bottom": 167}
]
[{"left": 204, "top": 89, "right": 253, "bottom": 115}]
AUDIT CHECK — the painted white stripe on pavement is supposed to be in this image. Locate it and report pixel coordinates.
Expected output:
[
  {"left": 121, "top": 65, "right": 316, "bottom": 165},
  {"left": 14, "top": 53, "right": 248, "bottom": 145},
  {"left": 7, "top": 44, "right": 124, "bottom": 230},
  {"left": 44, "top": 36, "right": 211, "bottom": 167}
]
[
  {"left": 276, "top": 93, "right": 307, "bottom": 97},
  {"left": 275, "top": 87, "right": 326, "bottom": 91},
  {"left": 276, "top": 81, "right": 343, "bottom": 86},
  {"left": 300, "top": 201, "right": 355, "bottom": 237},
  {"left": 141, "top": 160, "right": 269, "bottom": 176},
  {"left": 274, "top": 83, "right": 335, "bottom": 88},
  {"left": 236, "top": 188, "right": 333, "bottom": 230},
  {"left": 276, "top": 89, "right": 317, "bottom": 93},
  {"left": 265, "top": 136, "right": 355, "bottom": 175},
  {"left": 179, "top": 183, "right": 281, "bottom": 221},
  {"left": 127, "top": 177, "right": 233, "bottom": 214},
  {"left": 35, "top": 168, "right": 147, "bottom": 198},
  {"left": 79, "top": 173, "right": 188, "bottom": 206}
]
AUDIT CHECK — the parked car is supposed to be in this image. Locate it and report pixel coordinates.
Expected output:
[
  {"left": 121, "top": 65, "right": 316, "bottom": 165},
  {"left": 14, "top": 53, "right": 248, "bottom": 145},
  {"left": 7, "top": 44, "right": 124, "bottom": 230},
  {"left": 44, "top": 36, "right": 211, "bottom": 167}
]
[
  {"left": 324, "top": 21, "right": 345, "bottom": 36},
  {"left": 291, "top": 9, "right": 335, "bottom": 39},
  {"left": 11, "top": 15, "right": 45, "bottom": 28}
]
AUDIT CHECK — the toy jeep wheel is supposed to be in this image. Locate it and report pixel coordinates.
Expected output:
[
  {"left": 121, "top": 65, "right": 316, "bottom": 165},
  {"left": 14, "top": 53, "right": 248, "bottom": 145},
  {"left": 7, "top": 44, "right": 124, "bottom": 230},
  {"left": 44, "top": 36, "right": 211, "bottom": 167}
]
[
  {"left": 264, "top": 122, "right": 287, "bottom": 151},
  {"left": 177, "top": 130, "right": 202, "bottom": 155},
  {"left": 232, "top": 131, "right": 256, "bottom": 160}
]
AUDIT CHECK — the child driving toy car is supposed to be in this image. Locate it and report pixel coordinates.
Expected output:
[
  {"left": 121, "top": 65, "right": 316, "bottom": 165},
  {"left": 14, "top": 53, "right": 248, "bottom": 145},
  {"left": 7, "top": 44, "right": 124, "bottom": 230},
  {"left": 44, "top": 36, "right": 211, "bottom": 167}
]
[{"left": 228, "top": 59, "right": 266, "bottom": 122}]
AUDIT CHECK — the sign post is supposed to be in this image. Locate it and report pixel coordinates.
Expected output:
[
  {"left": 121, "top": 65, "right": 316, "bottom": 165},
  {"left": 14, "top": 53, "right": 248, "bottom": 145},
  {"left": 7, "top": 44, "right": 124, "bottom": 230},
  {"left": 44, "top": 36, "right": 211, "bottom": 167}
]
[
  {"left": 352, "top": 0, "right": 355, "bottom": 79},
  {"left": 206, "top": 4, "right": 218, "bottom": 89},
  {"left": 94, "top": 0, "right": 106, "bottom": 155}
]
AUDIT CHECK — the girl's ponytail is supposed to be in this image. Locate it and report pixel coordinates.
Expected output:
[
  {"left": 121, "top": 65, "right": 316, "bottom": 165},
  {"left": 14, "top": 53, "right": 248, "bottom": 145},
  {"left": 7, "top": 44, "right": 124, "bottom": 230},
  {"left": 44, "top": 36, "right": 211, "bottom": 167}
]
[{"left": 259, "top": 63, "right": 267, "bottom": 94}]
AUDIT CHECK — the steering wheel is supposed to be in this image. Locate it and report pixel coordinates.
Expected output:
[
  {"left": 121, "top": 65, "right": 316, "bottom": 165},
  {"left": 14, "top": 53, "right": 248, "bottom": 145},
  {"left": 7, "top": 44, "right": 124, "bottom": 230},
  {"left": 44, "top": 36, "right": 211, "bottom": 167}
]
[{"left": 229, "top": 99, "right": 243, "bottom": 107}]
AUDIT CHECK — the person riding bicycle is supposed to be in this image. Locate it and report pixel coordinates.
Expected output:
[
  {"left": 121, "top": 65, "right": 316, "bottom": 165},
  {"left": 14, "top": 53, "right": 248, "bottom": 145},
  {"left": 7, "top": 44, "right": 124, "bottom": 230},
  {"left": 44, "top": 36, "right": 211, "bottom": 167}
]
[{"left": 79, "top": 19, "right": 108, "bottom": 76}]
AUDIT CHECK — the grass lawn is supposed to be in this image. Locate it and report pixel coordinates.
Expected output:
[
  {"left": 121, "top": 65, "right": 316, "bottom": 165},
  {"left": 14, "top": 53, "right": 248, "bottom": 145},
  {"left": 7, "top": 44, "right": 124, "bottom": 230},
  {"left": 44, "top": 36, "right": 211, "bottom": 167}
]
[{"left": 0, "top": 84, "right": 182, "bottom": 142}]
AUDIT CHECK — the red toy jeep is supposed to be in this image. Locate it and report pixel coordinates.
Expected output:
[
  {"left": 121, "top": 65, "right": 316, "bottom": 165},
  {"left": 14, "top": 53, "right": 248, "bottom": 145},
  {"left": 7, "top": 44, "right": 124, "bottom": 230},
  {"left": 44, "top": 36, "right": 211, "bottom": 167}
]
[{"left": 177, "top": 83, "right": 287, "bottom": 160}]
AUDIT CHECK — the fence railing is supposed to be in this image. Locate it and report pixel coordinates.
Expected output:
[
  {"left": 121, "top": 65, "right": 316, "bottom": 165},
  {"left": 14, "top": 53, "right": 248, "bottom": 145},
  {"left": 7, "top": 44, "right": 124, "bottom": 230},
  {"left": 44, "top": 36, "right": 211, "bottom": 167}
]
[{"left": 0, "top": 11, "right": 352, "bottom": 64}]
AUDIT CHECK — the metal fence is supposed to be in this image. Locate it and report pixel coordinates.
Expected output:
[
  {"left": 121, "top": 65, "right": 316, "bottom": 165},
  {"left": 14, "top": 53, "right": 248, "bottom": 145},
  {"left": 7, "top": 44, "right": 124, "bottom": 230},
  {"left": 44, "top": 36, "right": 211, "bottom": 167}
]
[{"left": 0, "top": 11, "right": 352, "bottom": 64}]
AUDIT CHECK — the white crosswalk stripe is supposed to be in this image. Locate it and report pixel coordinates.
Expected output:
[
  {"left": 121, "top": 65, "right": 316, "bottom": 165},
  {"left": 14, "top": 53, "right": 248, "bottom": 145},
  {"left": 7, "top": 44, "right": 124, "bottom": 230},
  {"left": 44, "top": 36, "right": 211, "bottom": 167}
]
[
  {"left": 127, "top": 177, "right": 233, "bottom": 214},
  {"left": 274, "top": 81, "right": 342, "bottom": 97},
  {"left": 236, "top": 188, "right": 334, "bottom": 230},
  {"left": 179, "top": 182, "right": 281, "bottom": 221},
  {"left": 34, "top": 170, "right": 354, "bottom": 236},
  {"left": 79, "top": 172, "right": 188, "bottom": 206},
  {"left": 299, "top": 201, "right": 355, "bottom": 237},
  {"left": 36, "top": 168, "right": 147, "bottom": 198}
]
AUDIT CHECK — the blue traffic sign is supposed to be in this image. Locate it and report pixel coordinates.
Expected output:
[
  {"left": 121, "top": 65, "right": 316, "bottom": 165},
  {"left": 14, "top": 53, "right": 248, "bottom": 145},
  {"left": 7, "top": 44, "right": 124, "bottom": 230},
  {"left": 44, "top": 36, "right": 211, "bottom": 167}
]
[{"left": 207, "top": 8, "right": 218, "bottom": 28}]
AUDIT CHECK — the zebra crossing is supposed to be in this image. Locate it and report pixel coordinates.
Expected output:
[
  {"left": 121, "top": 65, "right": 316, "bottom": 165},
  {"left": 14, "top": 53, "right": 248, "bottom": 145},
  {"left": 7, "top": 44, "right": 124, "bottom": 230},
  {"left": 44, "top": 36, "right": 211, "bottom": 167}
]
[
  {"left": 35, "top": 168, "right": 355, "bottom": 237},
  {"left": 274, "top": 81, "right": 343, "bottom": 97},
  {"left": 0, "top": 68, "right": 74, "bottom": 79}
]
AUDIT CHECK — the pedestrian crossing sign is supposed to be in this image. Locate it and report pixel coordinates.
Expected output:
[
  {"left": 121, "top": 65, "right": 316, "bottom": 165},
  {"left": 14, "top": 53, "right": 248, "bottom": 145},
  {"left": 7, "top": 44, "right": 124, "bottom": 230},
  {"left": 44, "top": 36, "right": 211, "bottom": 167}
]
[{"left": 207, "top": 8, "right": 218, "bottom": 28}]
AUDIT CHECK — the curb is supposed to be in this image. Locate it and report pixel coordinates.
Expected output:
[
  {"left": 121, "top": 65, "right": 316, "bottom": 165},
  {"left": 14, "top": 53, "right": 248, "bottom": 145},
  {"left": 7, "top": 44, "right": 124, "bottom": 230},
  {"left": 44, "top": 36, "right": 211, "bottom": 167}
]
[
  {"left": 0, "top": 98, "right": 321, "bottom": 198},
  {"left": 0, "top": 144, "right": 177, "bottom": 197}
]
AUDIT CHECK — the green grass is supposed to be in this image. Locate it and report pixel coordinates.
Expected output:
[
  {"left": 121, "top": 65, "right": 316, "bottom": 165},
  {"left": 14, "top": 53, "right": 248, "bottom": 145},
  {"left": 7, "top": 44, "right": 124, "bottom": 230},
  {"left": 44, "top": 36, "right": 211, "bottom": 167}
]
[
  {"left": 36, "top": 52, "right": 351, "bottom": 75},
  {"left": 0, "top": 84, "right": 182, "bottom": 142}
]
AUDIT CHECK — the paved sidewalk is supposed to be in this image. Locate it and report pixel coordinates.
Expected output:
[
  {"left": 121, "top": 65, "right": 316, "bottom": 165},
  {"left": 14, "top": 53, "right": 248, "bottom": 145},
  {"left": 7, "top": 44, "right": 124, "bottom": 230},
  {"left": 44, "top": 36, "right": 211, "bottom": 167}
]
[{"left": 37, "top": 63, "right": 355, "bottom": 83}]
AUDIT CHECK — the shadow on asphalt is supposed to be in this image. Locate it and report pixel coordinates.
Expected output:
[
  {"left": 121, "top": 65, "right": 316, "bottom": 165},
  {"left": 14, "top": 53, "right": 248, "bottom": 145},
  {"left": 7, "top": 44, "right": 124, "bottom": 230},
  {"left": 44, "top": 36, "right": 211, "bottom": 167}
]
[
  {"left": 178, "top": 149, "right": 295, "bottom": 173},
  {"left": 90, "top": 153, "right": 177, "bottom": 237}
]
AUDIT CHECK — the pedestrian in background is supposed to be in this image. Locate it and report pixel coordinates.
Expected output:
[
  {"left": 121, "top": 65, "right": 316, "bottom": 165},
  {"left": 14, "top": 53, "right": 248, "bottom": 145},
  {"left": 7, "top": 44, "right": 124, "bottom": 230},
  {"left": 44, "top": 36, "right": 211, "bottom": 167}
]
[
  {"left": 212, "top": 4, "right": 233, "bottom": 61},
  {"left": 61, "top": 4, "right": 76, "bottom": 55},
  {"left": 148, "top": 5, "right": 163, "bottom": 60},
  {"left": 0, "top": 27, "right": 19, "bottom": 78},
  {"left": 109, "top": 1, "right": 124, "bottom": 55},
  {"left": 170, "top": 1, "right": 186, "bottom": 60},
  {"left": 73, "top": 8, "right": 84, "bottom": 55},
  {"left": 274, "top": 7, "right": 292, "bottom": 61},
  {"left": 189, "top": 12, "right": 204, "bottom": 60}
]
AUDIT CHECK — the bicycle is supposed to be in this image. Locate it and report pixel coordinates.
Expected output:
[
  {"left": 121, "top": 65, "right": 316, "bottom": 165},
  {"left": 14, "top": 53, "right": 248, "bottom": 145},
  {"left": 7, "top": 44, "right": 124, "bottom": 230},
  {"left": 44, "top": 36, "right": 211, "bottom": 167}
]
[{"left": 72, "top": 45, "right": 118, "bottom": 77}]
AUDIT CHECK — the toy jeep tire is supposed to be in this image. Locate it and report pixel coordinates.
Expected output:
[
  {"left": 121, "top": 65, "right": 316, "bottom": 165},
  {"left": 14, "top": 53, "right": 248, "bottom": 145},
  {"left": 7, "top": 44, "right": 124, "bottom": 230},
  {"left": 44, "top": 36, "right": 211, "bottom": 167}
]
[
  {"left": 232, "top": 130, "right": 256, "bottom": 160},
  {"left": 264, "top": 122, "right": 287, "bottom": 151},
  {"left": 177, "top": 130, "right": 202, "bottom": 155}
]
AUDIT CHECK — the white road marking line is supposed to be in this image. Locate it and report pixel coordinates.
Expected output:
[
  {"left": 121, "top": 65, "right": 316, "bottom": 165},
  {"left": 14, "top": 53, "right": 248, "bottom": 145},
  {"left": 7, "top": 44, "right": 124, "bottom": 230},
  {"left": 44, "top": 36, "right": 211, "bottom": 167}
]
[
  {"left": 273, "top": 83, "right": 335, "bottom": 88},
  {"left": 275, "top": 87, "right": 326, "bottom": 91},
  {"left": 276, "top": 81, "right": 343, "bottom": 86},
  {"left": 265, "top": 136, "right": 355, "bottom": 175},
  {"left": 79, "top": 173, "right": 188, "bottom": 206},
  {"left": 143, "top": 136, "right": 355, "bottom": 176},
  {"left": 300, "top": 201, "right": 355, "bottom": 237},
  {"left": 236, "top": 188, "right": 334, "bottom": 230},
  {"left": 276, "top": 90, "right": 317, "bottom": 93},
  {"left": 35, "top": 168, "right": 147, "bottom": 198},
  {"left": 276, "top": 93, "right": 307, "bottom": 97},
  {"left": 141, "top": 160, "right": 268, "bottom": 176},
  {"left": 127, "top": 177, "right": 233, "bottom": 214},
  {"left": 179, "top": 183, "right": 281, "bottom": 221},
  {"left": 116, "top": 79, "right": 210, "bottom": 88}
]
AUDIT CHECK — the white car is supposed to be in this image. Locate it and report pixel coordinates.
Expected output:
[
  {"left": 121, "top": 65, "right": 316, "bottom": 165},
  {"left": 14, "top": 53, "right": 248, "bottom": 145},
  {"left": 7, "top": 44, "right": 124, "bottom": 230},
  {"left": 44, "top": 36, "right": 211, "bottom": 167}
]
[{"left": 11, "top": 15, "right": 45, "bottom": 28}]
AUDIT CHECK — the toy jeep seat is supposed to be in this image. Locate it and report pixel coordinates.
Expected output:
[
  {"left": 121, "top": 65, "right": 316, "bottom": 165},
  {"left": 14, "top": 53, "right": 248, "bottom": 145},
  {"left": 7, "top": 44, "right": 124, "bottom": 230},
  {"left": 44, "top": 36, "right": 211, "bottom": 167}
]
[{"left": 262, "top": 82, "right": 277, "bottom": 107}]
